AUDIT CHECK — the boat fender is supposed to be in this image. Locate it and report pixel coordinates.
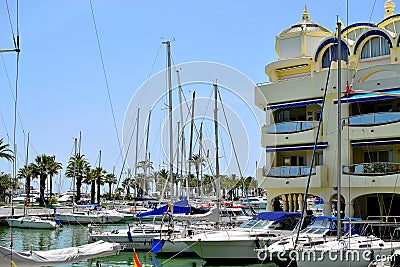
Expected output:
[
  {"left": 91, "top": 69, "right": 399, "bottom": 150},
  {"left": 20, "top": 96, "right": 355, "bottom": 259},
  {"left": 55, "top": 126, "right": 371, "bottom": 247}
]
[{"left": 127, "top": 231, "right": 133, "bottom": 242}]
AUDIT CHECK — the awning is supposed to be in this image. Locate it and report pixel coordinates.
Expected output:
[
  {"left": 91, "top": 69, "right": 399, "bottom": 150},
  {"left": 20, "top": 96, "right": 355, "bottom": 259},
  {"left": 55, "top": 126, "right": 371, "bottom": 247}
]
[
  {"left": 267, "top": 98, "right": 323, "bottom": 110},
  {"left": 351, "top": 140, "right": 400, "bottom": 147},
  {"left": 334, "top": 88, "right": 400, "bottom": 104},
  {"left": 266, "top": 142, "right": 328, "bottom": 153}
]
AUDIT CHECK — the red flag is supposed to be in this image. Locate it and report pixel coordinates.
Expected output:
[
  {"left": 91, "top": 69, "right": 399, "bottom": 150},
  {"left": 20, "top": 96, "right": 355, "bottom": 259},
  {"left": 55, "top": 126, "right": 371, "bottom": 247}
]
[
  {"left": 133, "top": 249, "right": 142, "bottom": 267},
  {"left": 345, "top": 81, "right": 354, "bottom": 94}
]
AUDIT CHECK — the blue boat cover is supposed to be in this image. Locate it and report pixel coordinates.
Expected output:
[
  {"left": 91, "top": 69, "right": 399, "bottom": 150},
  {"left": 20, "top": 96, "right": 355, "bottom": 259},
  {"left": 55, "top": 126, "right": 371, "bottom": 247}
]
[
  {"left": 137, "top": 199, "right": 190, "bottom": 217},
  {"left": 151, "top": 239, "right": 165, "bottom": 253},
  {"left": 251, "top": 212, "right": 301, "bottom": 221}
]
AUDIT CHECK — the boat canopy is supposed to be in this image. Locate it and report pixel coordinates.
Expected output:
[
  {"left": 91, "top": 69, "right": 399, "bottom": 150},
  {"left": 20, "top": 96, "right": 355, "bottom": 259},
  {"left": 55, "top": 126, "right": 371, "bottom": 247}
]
[
  {"left": 137, "top": 199, "right": 190, "bottom": 218},
  {"left": 252, "top": 211, "right": 301, "bottom": 222}
]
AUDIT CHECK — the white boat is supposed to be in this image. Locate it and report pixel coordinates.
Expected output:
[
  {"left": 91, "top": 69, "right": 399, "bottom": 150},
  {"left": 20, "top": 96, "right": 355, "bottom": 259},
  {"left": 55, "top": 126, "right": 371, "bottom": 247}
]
[
  {"left": 56, "top": 209, "right": 124, "bottom": 224},
  {"left": 239, "top": 196, "right": 268, "bottom": 211},
  {"left": 181, "top": 212, "right": 302, "bottom": 263},
  {"left": 259, "top": 216, "right": 362, "bottom": 266},
  {"left": 88, "top": 222, "right": 183, "bottom": 251},
  {"left": 0, "top": 240, "right": 121, "bottom": 267},
  {"left": 6, "top": 216, "right": 60, "bottom": 229},
  {"left": 296, "top": 235, "right": 400, "bottom": 267}
]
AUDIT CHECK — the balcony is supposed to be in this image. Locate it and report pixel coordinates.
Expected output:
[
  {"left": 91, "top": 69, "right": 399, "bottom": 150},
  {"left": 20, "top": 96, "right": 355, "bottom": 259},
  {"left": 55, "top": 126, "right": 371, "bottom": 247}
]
[
  {"left": 266, "top": 166, "right": 316, "bottom": 178},
  {"left": 346, "top": 112, "right": 400, "bottom": 140},
  {"left": 342, "top": 162, "right": 400, "bottom": 188},
  {"left": 348, "top": 112, "right": 400, "bottom": 126},
  {"left": 263, "top": 165, "right": 327, "bottom": 188},
  {"left": 262, "top": 121, "right": 321, "bottom": 147},
  {"left": 343, "top": 162, "right": 400, "bottom": 176},
  {"left": 266, "top": 121, "right": 317, "bottom": 134}
]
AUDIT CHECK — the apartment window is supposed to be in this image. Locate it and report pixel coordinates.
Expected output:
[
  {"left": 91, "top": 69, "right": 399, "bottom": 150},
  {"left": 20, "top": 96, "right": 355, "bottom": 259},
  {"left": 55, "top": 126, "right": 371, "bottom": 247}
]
[
  {"left": 360, "top": 37, "right": 390, "bottom": 59},
  {"left": 363, "top": 150, "right": 393, "bottom": 163},
  {"left": 321, "top": 44, "right": 349, "bottom": 68},
  {"left": 282, "top": 155, "right": 307, "bottom": 166},
  {"left": 277, "top": 110, "right": 290, "bottom": 123},
  {"left": 316, "top": 152, "right": 323, "bottom": 166}
]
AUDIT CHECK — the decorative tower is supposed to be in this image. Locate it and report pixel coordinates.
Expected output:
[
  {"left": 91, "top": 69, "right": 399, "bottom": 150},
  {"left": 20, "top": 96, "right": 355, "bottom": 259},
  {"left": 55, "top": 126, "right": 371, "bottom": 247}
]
[{"left": 384, "top": 0, "right": 396, "bottom": 19}]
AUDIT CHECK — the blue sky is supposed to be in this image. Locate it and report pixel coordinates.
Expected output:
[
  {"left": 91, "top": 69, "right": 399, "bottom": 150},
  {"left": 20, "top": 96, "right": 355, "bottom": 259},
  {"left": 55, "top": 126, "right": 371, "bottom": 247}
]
[{"left": 0, "top": 0, "right": 391, "bottom": 193}]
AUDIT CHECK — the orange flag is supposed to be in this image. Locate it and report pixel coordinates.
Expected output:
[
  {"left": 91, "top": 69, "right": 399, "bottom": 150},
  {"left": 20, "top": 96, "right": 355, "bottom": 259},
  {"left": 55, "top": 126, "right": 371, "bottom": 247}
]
[{"left": 133, "top": 249, "right": 142, "bottom": 267}]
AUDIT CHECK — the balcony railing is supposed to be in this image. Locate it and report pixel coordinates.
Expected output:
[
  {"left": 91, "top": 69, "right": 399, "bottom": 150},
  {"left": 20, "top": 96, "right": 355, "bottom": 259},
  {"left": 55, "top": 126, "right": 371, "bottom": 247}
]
[
  {"left": 266, "top": 166, "right": 316, "bottom": 178},
  {"left": 343, "top": 162, "right": 400, "bottom": 176},
  {"left": 348, "top": 112, "right": 400, "bottom": 126},
  {"left": 266, "top": 121, "right": 316, "bottom": 134}
]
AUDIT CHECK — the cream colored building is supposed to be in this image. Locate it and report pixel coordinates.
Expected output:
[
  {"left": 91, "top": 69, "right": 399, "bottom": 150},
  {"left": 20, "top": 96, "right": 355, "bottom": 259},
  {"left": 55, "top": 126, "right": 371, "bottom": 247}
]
[{"left": 256, "top": 1, "right": 400, "bottom": 219}]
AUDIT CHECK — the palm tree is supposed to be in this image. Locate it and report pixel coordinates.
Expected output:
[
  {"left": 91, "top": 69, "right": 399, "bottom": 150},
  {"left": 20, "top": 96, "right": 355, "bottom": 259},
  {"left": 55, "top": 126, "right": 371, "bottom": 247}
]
[
  {"left": 122, "top": 177, "right": 133, "bottom": 198},
  {"left": 189, "top": 154, "right": 205, "bottom": 195},
  {"left": 0, "top": 139, "right": 14, "bottom": 162},
  {"left": 157, "top": 169, "right": 169, "bottom": 197},
  {"left": 136, "top": 160, "right": 154, "bottom": 194},
  {"left": 31, "top": 154, "right": 61, "bottom": 207},
  {"left": 93, "top": 167, "right": 106, "bottom": 204},
  {"left": 17, "top": 163, "right": 35, "bottom": 200},
  {"left": 84, "top": 168, "right": 101, "bottom": 204},
  {"left": 65, "top": 154, "right": 90, "bottom": 202},
  {"left": 47, "top": 156, "right": 62, "bottom": 197},
  {"left": 104, "top": 173, "right": 117, "bottom": 200}
]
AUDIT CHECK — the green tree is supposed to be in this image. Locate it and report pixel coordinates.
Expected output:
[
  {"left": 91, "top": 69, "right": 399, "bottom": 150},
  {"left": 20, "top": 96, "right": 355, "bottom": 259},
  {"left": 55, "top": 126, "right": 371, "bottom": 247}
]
[
  {"left": 0, "top": 139, "right": 14, "bottom": 162},
  {"left": 93, "top": 167, "right": 106, "bottom": 204},
  {"left": 17, "top": 163, "right": 35, "bottom": 200},
  {"left": 31, "top": 154, "right": 61, "bottom": 207},
  {"left": 47, "top": 158, "right": 62, "bottom": 197},
  {"left": 122, "top": 177, "right": 132, "bottom": 197},
  {"left": 156, "top": 169, "right": 169, "bottom": 196},
  {"left": 104, "top": 173, "right": 117, "bottom": 200},
  {"left": 189, "top": 154, "right": 205, "bottom": 195},
  {"left": 65, "top": 154, "right": 90, "bottom": 202}
]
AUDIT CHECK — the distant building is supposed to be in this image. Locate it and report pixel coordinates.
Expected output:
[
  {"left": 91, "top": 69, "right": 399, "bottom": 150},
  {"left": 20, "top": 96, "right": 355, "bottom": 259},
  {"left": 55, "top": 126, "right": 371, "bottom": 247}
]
[{"left": 256, "top": 1, "right": 400, "bottom": 219}]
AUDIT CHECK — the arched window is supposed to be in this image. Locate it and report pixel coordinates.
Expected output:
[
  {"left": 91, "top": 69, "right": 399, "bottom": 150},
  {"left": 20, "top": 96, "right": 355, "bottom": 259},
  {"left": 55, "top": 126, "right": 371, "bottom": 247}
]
[
  {"left": 360, "top": 36, "right": 390, "bottom": 59},
  {"left": 321, "top": 44, "right": 348, "bottom": 68}
]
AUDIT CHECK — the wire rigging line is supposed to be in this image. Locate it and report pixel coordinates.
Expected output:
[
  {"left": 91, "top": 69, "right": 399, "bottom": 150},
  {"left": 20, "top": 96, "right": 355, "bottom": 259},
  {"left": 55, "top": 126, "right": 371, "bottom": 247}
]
[
  {"left": 89, "top": 0, "right": 123, "bottom": 164},
  {"left": 368, "top": 0, "right": 377, "bottom": 23}
]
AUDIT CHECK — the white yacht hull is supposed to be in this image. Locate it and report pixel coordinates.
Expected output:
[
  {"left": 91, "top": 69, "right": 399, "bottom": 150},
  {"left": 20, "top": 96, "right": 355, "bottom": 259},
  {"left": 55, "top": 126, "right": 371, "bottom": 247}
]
[
  {"left": 152, "top": 239, "right": 194, "bottom": 254},
  {"left": 184, "top": 239, "right": 265, "bottom": 262},
  {"left": 7, "top": 217, "right": 58, "bottom": 229},
  {"left": 56, "top": 212, "right": 124, "bottom": 224}
]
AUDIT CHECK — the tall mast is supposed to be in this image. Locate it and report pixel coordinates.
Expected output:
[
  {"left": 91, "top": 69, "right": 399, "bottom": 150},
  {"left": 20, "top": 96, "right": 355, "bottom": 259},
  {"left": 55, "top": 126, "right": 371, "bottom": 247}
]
[
  {"left": 176, "top": 70, "right": 186, "bottom": 199},
  {"left": 134, "top": 108, "right": 140, "bottom": 198},
  {"left": 213, "top": 83, "right": 221, "bottom": 204},
  {"left": 199, "top": 123, "right": 203, "bottom": 198},
  {"left": 336, "top": 18, "right": 342, "bottom": 240},
  {"left": 176, "top": 122, "right": 181, "bottom": 197},
  {"left": 144, "top": 110, "right": 152, "bottom": 196},
  {"left": 188, "top": 91, "right": 196, "bottom": 200},
  {"left": 23, "top": 132, "right": 29, "bottom": 216},
  {"left": 162, "top": 40, "right": 174, "bottom": 201},
  {"left": 72, "top": 137, "right": 77, "bottom": 213}
]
